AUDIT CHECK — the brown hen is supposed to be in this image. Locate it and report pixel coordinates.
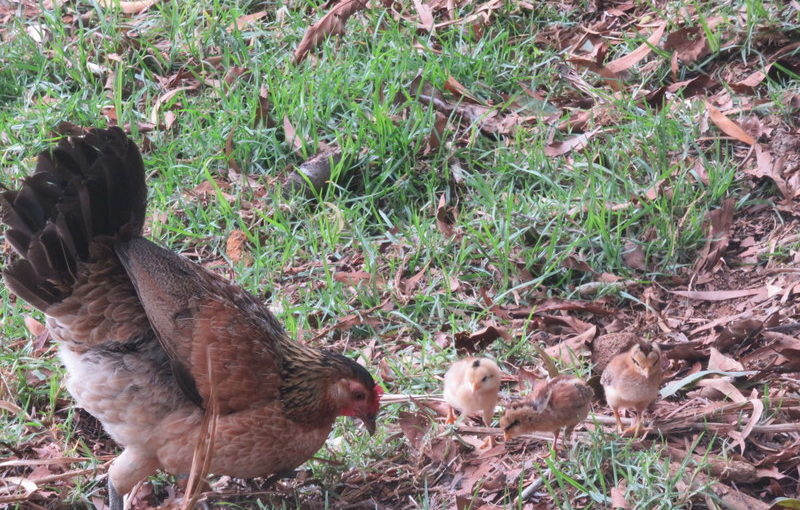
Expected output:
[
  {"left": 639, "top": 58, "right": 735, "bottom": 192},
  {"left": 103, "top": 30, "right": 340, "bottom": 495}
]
[{"left": 0, "top": 128, "right": 382, "bottom": 509}]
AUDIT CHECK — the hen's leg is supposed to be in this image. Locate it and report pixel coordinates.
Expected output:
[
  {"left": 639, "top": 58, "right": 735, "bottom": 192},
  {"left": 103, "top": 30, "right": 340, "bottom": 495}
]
[
  {"left": 108, "top": 448, "right": 159, "bottom": 510},
  {"left": 108, "top": 478, "right": 123, "bottom": 510}
]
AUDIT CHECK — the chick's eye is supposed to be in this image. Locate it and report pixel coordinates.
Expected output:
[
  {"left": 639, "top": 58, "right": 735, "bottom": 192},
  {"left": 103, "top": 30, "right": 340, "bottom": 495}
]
[{"left": 481, "top": 375, "right": 489, "bottom": 382}]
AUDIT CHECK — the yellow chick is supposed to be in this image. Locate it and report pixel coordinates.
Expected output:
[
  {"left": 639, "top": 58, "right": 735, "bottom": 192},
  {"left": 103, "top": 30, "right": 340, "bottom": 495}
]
[
  {"left": 443, "top": 357, "right": 502, "bottom": 426},
  {"left": 500, "top": 375, "right": 593, "bottom": 451},
  {"left": 601, "top": 340, "right": 664, "bottom": 437}
]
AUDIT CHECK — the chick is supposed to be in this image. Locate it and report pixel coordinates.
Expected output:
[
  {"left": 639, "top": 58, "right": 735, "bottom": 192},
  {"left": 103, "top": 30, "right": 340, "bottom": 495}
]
[
  {"left": 500, "top": 375, "right": 593, "bottom": 451},
  {"left": 443, "top": 357, "right": 502, "bottom": 426},
  {"left": 601, "top": 340, "right": 664, "bottom": 437}
]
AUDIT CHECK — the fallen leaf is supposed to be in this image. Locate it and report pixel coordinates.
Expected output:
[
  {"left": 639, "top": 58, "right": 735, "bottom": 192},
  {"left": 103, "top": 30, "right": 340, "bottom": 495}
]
[
  {"left": 98, "top": 0, "right": 160, "bottom": 14},
  {"left": 611, "top": 482, "right": 630, "bottom": 509},
  {"left": 706, "top": 102, "right": 756, "bottom": 145},
  {"left": 605, "top": 22, "right": 666, "bottom": 74},
  {"left": 333, "top": 271, "right": 372, "bottom": 286},
  {"left": 544, "top": 129, "right": 598, "bottom": 157},
  {"left": 254, "top": 85, "right": 275, "bottom": 128},
  {"left": 670, "top": 288, "right": 764, "bottom": 301},
  {"left": 454, "top": 323, "right": 511, "bottom": 355},
  {"left": 227, "top": 10, "right": 267, "bottom": 32},
  {"left": 693, "top": 197, "right": 736, "bottom": 273},
  {"left": 730, "top": 65, "right": 773, "bottom": 93},
  {"left": 544, "top": 325, "right": 596, "bottom": 364},
  {"left": 24, "top": 316, "right": 46, "bottom": 337},
  {"left": 697, "top": 377, "right": 746, "bottom": 403},
  {"left": 436, "top": 193, "right": 456, "bottom": 237},
  {"left": 622, "top": 240, "right": 646, "bottom": 270},
  {"left": 150, "top": 84, "right": 199, "bottom": 125},
  {"left": 398, "top": 411, "right": 430, "bottom": 451},
  {"left": 444, "top": 76, "right": 483, "bottom": 104},
  {"left": 664, "top": 26, "right": 710, "bottom": 63},
  {"left": 224, "top": 128, "right": 241, "bottom": 173},
  {"left": 225, "top": 230, "right": 249, "bottom": 265},
  {"left": 708, "top": 347, "right": 744, "bottom": 372},
  {"left": 283, "top": 116, "right": 304, "bottom": 153},
  {"left": 412, "top": 0, "right": 434, "bottom": 32},
  {"left": 660, "top": 369, "right": 756, "bottom": 398},
  {"left": 293, "top": 0, "right": 369, "bottom": 64}
]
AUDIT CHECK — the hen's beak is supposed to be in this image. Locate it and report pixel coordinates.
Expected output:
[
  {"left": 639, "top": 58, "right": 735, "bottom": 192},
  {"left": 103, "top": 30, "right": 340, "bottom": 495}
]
[{"left": 361, "top": 413, "right": 377, "bottom": 435}]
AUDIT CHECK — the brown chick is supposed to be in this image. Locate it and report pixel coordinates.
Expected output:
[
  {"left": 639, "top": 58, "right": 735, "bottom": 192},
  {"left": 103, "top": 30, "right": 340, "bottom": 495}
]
[
  {"left": 500, "top": 375, "right": 593, "bottom": 451},
  {"left": 443, "top": 358, "right": 502, "bottom": 426},
  {"left": 0, "top": 128, "right": 382, "bottom": 510},
  {"left": 601, "top": 340, "right": 664, "bottom": 437}
]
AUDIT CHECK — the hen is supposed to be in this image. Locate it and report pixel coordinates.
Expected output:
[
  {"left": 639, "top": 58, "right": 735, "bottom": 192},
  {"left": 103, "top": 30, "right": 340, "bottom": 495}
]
[{"left": 0, "top": 127, "right": 382, "bottom": 509}]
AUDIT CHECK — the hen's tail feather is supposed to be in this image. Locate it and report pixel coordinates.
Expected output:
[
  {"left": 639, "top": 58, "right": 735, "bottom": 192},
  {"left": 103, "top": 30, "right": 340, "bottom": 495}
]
[{"left": 1, "top": 127, "right": 146, "bottom": 311}]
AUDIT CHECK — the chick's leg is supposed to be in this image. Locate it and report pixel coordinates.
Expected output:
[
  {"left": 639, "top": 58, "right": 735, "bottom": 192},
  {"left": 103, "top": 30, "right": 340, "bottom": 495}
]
[
  {"left": 611, "top": 407, "right": 623, "bottom": 433},
  {"left": 563, "top": 425, "right": 575, "bottom": 449},
  {"left": 622, "top": 410, "right": 644, "bottom": 438},
  {"left": 445, "top": 406, "right": 457, "bottom": 425}
]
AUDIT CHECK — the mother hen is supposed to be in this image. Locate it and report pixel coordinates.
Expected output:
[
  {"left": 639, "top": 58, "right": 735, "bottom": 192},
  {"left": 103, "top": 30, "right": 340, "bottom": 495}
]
[{"left": 0, "top": 127, "right": 382, "bottom": 509}]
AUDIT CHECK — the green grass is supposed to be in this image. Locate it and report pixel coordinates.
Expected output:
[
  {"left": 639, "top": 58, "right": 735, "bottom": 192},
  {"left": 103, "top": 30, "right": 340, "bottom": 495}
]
[{"left": 1, "top": 0, "right": 798, "bottom": 507}]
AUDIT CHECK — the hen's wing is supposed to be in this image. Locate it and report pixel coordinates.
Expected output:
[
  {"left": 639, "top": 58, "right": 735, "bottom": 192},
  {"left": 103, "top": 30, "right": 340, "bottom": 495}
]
[{"left": 115, "top": 237, "right": 284, "bottom": 414}]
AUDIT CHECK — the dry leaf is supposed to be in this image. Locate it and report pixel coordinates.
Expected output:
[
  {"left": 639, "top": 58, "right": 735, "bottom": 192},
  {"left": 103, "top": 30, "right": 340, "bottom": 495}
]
[
  {"left": 254, "top": 85, "right": 274, "bottom": 128},
  {"left": 622, "top": 240, "right": 646, "bottom": 270},
  {"left": 708, "top": 347, "right": 744, "bottom": 372},
  {"left": 664, "top": 26, "right": 710, "bottom": 63},
  {"left": 334, "top": 271, "right": 372, "bottom": 286},
  {"left": 224, "top": 128, "right": 241, "bottom": 173},
  {"left": 436, "top": 193, "right": 456, "bottom": 237},
  {"left": 454, "top": 323, "right": 511, "bottom": 355},
  {"left": 444, "top": 76, "right": 483, "bottom": 104},
  {"left": 605, "top": 22, "right": 666, "bottom": 74},
  {"left": 693, "top": 197, "right": 735, "bottom": 273},
  {"left": 706, "top": 102, "right": 756, "bottom": 145},
  {"left": 413, "top": 0, "right": 434, "bottom": 32},
  {"left": 398, "top": 411, "right": 430, "bottom": 452},
  {"left": 293, "top": 0, "right": 369, "bottom": 64},
  {"left": 225, "top": 230, "right": 249, "bottom": 265},
  {"left": 150, "top": 84, "right": 199, "bottom": 125},
  {"left": 671, "top": 288, "right": 764, "bottom": 301},
  {"left": 24, "top": 316, "right": 46, "bottom": 337},
  {"left": 98, "top": 0, "right": 160, "bottom": 14},
  {"left": 544, "top": 129, "right": 598, "bottom": 157},
  {"left": 544, "top": 325, "right": 596, "bottom": 364},
  {"left": 227, "top": 10, "right": 267, "bottom": 32},
  {"left": 282, "top": 116, "right": 304, "bottom": 153}
]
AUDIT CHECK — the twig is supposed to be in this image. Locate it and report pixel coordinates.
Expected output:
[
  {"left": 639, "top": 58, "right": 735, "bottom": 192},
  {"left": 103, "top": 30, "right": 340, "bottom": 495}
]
[{"left": 516, "top": 468, "right": 550, "bottom": 503}]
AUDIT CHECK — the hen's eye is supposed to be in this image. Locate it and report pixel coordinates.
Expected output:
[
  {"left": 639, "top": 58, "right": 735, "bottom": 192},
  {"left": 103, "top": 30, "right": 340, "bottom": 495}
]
[{"left": 354, "top": 392, "right": 366, "bottom": 401}]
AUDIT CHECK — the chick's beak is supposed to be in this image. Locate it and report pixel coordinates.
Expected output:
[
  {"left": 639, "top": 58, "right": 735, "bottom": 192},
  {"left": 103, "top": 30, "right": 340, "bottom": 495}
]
[{"left": 503, "top": 430, "right": 512, "bottom": 442}]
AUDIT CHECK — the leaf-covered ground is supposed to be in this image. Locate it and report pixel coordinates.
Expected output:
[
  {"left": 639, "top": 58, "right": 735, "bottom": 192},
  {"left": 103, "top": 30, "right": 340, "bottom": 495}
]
[{"left": 1, "top": 0, "right": 799, "bottom": 508}]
